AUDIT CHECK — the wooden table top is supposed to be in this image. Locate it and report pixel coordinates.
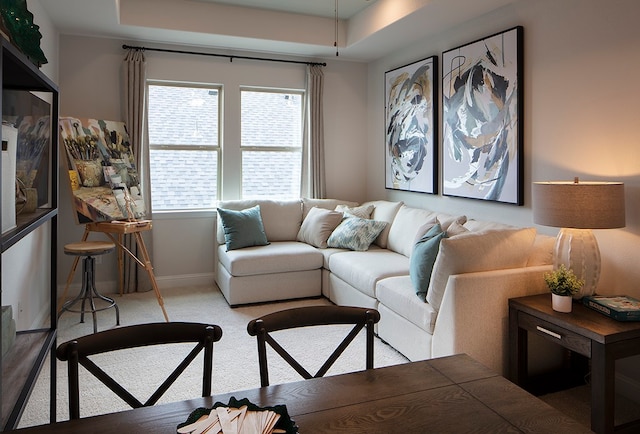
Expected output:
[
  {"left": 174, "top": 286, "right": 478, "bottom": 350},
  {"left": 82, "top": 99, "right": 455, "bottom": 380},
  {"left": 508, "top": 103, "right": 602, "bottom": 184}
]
[{"left": 12, "top": 354, "right": 591, "bottom": 433}]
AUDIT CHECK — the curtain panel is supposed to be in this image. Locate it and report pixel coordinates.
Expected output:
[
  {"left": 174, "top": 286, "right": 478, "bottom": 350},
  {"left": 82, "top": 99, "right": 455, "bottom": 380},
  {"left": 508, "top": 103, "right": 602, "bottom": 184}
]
[{"left": 122, "top": 48, "right": 152, "bottom": 292}]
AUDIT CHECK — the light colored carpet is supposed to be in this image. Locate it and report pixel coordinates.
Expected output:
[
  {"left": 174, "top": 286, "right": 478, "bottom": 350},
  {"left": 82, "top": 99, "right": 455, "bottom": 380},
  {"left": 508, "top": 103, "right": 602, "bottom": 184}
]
[{"left": 18, "top": 286, "right": 409, "bottom": 428}]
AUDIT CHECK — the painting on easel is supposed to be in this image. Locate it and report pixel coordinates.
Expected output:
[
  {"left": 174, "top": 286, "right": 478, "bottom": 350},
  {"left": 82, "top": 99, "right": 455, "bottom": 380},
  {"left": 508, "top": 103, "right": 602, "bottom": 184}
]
[{"left": 59, "top": 117, "right": 146, "bottom": 223}]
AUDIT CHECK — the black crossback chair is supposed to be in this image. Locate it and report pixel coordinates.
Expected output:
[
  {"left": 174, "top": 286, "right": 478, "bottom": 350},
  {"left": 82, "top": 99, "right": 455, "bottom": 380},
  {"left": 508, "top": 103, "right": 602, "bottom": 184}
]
[
  {"left": 247, "top": 305, "right": 380, "bottom": 387},
  {"left": 56, "top": 322, "right": 223, "bottom": 419}
]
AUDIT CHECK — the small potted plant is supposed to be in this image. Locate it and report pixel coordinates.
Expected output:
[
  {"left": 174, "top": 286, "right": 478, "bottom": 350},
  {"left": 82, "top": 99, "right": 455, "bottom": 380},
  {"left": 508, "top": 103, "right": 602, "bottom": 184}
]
[{"left": 544, "top": 264, "right": 585, "bottom": 312}]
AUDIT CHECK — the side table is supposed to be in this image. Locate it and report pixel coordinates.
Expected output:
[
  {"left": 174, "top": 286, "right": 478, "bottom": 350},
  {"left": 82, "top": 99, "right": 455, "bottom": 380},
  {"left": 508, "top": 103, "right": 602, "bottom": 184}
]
[{"left": 509, "top": 293, "right": 640, "bottom": 434}]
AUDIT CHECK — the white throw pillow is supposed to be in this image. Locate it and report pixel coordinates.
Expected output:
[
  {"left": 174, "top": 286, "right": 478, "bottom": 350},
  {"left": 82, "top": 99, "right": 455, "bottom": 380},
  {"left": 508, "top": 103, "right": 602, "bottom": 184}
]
[
  {"left": 296, "top": 206, "right": 344, "bottom": 248},
  {"left": 426, "top": 228, "right": 537, "bottom": 312},
  {"left": 335, "top": 204, "right": 374, "bottom": 219},
  {"left": 362, "top": 200, "right": 403, "bottom": 248}
]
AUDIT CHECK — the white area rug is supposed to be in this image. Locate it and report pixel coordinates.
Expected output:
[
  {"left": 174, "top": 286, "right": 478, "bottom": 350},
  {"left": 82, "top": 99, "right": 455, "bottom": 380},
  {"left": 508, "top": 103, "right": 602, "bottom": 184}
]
[{"left": 19, "top": 286, "right": 408, "bottom": 428}]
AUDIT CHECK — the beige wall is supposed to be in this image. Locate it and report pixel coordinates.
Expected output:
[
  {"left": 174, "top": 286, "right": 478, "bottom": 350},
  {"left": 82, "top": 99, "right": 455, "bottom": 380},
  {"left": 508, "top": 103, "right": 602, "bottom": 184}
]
[{"left": 367, "top": 0, "right": 640, "bottom": 298}]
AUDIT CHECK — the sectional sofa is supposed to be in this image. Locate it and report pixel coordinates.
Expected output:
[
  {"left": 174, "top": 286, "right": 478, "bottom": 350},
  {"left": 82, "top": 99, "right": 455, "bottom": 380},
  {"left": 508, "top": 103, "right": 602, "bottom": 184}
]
[{"left": 214, "top": 198, "right": 554, "bottom": 375}]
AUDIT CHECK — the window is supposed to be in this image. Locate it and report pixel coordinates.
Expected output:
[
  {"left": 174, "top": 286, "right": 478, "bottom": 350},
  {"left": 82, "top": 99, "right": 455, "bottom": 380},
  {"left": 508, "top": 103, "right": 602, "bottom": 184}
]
[
  {"left": 147, "top": 83, "right": 220, "bottom": 211},
  {"left": 147, "top": 84, "right": 304, "bottom": 211},
  {"left": 241, "top": 89, "right": 303, "bottom": 199}
]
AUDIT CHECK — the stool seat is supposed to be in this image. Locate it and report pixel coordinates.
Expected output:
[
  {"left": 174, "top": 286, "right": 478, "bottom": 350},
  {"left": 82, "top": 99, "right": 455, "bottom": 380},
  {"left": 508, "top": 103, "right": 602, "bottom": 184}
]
[
  {"left": 60, "top": 240, "right": 119, "bottom": 333},
  {"left": 64, "top": 241, "right": 115, "bottom": 256}
]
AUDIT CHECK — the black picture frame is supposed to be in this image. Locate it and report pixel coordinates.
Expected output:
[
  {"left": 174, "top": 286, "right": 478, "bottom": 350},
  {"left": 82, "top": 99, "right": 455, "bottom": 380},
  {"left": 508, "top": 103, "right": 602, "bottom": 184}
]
[
  {"left": 384, "top": 55, "right": 438, "bottom": 194},
  {"left": 442, "top": 26, "right": 523, "bottom": 205}
]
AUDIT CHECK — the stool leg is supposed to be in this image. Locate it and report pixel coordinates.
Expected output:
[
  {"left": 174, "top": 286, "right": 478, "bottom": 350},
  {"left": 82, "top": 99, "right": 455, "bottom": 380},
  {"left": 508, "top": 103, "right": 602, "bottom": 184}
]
[
  {"left": 86, "top": 258, "right": 120, "bottom": 329},
  {"left": 58, "top": 265, "right": 90, "bottom": 320},
  {"left": 85, "top": 256, "right": 98, "bottom": 333},
  {"left": 59, "top": 254, "right": 120, "bottom": 333}
]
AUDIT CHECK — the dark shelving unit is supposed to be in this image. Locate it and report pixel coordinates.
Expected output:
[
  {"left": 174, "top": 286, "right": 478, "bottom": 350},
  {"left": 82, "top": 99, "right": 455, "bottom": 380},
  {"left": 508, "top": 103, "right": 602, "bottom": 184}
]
[{"left": 0, "top": 37, "right": 59, "bottom": 431}]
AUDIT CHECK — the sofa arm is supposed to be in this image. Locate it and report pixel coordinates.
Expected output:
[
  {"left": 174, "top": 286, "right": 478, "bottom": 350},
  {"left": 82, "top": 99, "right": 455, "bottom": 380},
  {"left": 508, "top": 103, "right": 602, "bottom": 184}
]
[{"left": 431, "top": 265, "right": 552, "bottom": 376}]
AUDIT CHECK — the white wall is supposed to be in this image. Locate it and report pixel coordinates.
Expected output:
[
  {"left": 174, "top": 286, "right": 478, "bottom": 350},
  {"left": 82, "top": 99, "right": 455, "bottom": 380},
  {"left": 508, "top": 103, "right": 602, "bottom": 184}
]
[
  {"left": 56, "top": 35, "right": 368, "bottom": 291},
  {"left": 367, "top": 0, "right": 640, "bottom": 298}
]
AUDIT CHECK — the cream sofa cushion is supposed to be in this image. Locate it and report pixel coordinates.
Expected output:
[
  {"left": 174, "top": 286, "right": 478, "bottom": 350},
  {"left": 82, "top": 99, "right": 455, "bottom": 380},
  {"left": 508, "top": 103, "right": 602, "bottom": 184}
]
[
  {"left": 218, "top": 241, "right": 322, "bottom": 276},
  {"left": 377, "top": 275, "right": 438, "bottom": 333},
  {"left": 361, "top": 200, "right": 403, "bottom": 249},
  {"left": 218, "top": 199, "right": 302, "bottom": 243},
  {"left": 302, "top": 198, "right": 358, "bottom": 218},
  {"left": 426, "top": 227, "right": 537, "bottom": 312},
  {"left": 387, "top": 205, "right": 437, "bottom": 257},
  {"left": 329, "top": 249, "right": 409, "bottom": 298}
]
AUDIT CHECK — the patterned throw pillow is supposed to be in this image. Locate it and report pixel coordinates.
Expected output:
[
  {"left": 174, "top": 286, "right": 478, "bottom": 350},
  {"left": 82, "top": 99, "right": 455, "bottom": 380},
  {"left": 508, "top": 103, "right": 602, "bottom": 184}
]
[{"left": 327, "top": 217, "right": 387, "bottom": 251}]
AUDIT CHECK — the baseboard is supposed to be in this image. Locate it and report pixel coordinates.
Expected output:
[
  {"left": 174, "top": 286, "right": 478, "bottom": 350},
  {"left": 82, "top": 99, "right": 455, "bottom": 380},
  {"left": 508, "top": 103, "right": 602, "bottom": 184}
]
[
  {"left": 154, "top": 273, "right": 215, "bottom": 289},
  {"left": 57, "top": 273, "right": 215, "bottom": 298}
]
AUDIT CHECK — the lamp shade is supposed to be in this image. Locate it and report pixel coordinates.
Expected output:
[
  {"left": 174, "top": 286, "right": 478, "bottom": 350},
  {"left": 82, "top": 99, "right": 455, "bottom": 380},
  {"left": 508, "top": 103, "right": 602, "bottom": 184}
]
[{"left": 532, "top": 181, "right": 625, "bottom": 229}]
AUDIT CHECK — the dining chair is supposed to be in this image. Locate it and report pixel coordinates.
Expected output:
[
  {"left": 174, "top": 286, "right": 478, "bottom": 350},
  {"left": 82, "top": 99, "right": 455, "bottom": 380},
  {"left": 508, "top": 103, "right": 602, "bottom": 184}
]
[
  {"left": 246, "top": 305, "right": 380, "bottom": 387},
  {"left": 56, "top": 322, "right": 223, "bottom": 419}
]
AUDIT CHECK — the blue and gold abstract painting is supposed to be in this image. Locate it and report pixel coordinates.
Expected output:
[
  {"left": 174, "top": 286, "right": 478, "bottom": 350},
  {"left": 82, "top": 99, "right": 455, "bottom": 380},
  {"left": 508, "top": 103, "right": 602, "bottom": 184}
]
[
  {"left": 442, "top": 26, "right": 523, "bottom": 205},
  {"left": 385, "top": 56, "right": 438, "bottom": 194}
]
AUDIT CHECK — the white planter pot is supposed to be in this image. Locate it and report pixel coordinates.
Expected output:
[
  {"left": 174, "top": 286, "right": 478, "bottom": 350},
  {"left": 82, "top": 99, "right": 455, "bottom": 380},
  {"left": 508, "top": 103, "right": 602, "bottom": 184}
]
[{"left": 552, "top": 293, "right": 573, "bottom": 313}]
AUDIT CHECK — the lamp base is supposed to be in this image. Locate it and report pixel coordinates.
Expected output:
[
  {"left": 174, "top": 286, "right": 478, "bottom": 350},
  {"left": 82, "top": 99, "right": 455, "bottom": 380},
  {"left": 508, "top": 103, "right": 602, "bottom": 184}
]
[{"left": 554, "top": 228, "right": 600, "bottom": 299}]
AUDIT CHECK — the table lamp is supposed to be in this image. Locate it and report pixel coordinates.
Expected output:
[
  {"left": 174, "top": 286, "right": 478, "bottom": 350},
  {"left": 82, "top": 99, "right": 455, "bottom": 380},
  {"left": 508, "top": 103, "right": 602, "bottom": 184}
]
[{"left": 532, "top": 178, "right": 625, "bottom": 299}]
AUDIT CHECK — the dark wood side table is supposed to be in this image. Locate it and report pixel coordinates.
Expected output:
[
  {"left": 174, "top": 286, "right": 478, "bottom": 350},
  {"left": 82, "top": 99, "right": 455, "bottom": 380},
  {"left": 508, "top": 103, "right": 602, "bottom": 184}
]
[{"left": 509, "top": 293, "right": 640, "bottom": 434}]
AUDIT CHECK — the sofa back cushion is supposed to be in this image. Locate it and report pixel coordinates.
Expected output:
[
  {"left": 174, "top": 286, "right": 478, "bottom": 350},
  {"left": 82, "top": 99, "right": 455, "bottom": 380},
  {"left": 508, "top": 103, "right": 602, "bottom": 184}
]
[
  {"left": 217, "top": 199, "right": 303, "bottom": 243},
  {"left": 302, "top": 198, "right": 358, "bottom": 218},
  {"left": 387, "top": 205, "right": 467, "bottom": 258},
  {"left": 387, "top": 205, "right": 437, "bottom": 257},
  {"left": 426, "top": 227, "right": 537, "bottom": 312},
  {"left": 361, "top": 200, "right": 403, "bottom": 248}
]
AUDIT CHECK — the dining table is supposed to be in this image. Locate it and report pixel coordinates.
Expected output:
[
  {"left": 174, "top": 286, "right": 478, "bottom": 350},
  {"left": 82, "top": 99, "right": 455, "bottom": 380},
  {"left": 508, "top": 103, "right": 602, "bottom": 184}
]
[{"left": 11, "top": 354, "right": 591, "bottom": 433}]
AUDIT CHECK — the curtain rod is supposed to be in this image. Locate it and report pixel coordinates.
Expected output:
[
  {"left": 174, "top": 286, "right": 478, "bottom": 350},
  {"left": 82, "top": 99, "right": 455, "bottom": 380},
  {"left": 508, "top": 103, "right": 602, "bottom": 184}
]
[{"left": 122, "top": 44, "right": 326, "bottom": 67}]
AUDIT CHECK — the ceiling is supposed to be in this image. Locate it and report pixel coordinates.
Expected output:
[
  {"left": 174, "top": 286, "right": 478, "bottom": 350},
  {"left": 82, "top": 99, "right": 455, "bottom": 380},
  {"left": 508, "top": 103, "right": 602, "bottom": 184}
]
[
  {"left": 198, "top": 0, "right": 375, "bottom": 19},
  {"left": 39, "top": 0, "right": 519, "bottom": 61}
]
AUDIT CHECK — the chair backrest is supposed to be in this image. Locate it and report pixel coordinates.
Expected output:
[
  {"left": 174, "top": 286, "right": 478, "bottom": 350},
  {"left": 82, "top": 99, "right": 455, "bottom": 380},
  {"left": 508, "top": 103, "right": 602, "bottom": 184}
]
[
  {"left": 55, "top": 322, "right": 223, "bottom": 419},
  {"left": 246, "top": 305, "right": 380, "bottom": 387}
]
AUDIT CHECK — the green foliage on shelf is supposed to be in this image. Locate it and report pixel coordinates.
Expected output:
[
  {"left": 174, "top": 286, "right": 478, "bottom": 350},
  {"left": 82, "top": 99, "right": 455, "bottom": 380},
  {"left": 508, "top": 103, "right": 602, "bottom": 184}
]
[{"left": 1, "top": 0, "right": 48, "bottom": 67}]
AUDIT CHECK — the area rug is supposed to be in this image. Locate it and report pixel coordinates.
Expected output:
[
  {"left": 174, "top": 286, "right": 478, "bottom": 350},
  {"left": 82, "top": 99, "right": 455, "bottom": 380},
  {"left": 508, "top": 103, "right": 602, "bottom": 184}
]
[{"left": 18, "top": 286, "right": 408, "bottom": 428}]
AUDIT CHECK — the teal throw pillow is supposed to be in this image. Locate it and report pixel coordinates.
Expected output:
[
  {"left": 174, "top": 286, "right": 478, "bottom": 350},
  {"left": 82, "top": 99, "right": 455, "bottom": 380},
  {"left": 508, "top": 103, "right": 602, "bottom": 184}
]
[
  {"left": 327, "top": 217, "right": 387, "bottom": 251},
  {"left": 410, "top": 223, "right": 446, "bottom": 300},
  {"left": 217, "top": 205, "right": 269, "bottom": 251}
]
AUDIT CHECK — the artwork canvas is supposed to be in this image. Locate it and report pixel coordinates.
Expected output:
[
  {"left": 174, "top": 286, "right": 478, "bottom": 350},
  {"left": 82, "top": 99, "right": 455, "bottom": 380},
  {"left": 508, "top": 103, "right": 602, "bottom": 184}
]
[
  {"left": 442, "top": 26, "right": 523, "bottom": 204},
  {"left": 385, "top": 56, "right": 438, "bottom": 194},
  {"left": 59, "top": 117, "right": 145, "bottom": 223}
]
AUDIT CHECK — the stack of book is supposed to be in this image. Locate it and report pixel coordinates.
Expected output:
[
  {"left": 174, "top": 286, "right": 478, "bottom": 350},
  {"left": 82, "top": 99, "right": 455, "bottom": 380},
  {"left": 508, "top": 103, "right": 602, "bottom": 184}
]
[{"left": 583, "top": 295, "right": 640, "bottom": 321}]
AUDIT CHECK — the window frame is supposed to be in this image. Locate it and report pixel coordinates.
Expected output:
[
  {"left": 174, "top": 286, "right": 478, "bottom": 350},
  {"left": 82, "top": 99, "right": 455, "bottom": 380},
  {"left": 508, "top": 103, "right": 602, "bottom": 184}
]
[
  {"left": 146, "top": 80, "right": 222, "bottom": 213},
  {"left": 239, "top": 86, "right": 305, "bottom": 200}
]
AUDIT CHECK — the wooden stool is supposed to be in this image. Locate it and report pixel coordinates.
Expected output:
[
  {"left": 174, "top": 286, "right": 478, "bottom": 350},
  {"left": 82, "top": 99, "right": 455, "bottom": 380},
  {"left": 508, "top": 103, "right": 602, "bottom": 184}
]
[{"left": 59, "top": 241, "right": 120, "bottom": 333}]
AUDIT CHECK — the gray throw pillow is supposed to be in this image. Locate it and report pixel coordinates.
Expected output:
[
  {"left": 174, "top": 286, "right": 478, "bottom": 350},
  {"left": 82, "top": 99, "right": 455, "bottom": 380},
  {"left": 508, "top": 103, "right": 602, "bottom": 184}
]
[
  {"left": 410, "top": 223, "right": 446, "bottom": 300},
  {"left": 217, "top": 205, "right": 269, "bottom": 251}
]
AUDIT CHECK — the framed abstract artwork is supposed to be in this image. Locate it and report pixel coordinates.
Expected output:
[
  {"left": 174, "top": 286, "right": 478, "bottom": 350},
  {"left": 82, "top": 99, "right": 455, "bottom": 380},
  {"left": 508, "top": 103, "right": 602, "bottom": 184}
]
[
  {"left": 442, "top": 26, "right": 523, "bottom": 205},
  {"left": 385, "top": 56, "right": 438, "bottom": 194}
]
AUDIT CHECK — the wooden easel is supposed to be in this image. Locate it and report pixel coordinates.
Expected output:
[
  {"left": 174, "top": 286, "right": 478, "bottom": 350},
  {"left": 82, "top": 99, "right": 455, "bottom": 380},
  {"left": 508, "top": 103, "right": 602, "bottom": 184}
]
[{"left": 59, "top": 220, "right": 169, "bottom": 322}]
